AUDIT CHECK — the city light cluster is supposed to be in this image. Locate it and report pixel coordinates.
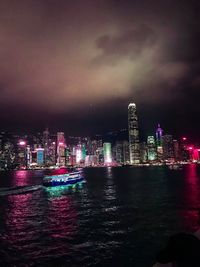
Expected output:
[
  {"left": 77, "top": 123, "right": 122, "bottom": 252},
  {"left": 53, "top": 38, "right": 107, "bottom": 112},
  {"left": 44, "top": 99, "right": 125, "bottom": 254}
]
[{"left": 0, "top": 103, "right": 199, "bottom": 170}]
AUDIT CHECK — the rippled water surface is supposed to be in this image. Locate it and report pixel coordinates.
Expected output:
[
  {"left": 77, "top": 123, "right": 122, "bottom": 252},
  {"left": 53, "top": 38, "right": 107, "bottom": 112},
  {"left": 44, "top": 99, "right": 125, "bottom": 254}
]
[{"left": 1, "top": 165, "right": 200, "bottom": 267}]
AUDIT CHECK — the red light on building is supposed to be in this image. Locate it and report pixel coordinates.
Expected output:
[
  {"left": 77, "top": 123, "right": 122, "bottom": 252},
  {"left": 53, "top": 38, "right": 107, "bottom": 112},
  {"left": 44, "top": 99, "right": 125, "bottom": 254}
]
[
  {"left": 182, "top": 137, "right": 187, "bottom": 141},
  {"left": 193, "top": 149, "right": 199, "bottom": 161},
  {"left": 189, "top": 147, "right": 193, "bottom": 150}
]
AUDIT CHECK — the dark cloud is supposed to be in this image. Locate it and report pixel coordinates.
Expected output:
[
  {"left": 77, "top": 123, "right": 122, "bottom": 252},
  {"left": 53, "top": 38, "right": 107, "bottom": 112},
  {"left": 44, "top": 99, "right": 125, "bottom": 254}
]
[{"left": 95, "top": 24, "right": 156, "bottom": 62}]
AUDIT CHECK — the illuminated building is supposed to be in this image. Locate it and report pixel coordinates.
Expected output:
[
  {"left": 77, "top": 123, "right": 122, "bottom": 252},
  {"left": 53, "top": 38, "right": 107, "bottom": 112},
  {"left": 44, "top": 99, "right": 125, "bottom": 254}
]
[
  {"left": 122, "top": 141, "right": 130, "bottom": 164},
  {"left": 156, "top": 124, "right": 163, "bottom": 160},
  {"left": 85, "top": 137, "right": 92, "bottom": 155},
  {"left": 17, "top": 140, "right": 27, "bottom": 168},
  {"left": 26, "top": 145, "right": 31, "bottom": 167},
  {"left": 76, "top": 144, "right": 82, "bottom": 164},
  {"left": 91, "top": 140, "right": 98, "bottom": 155},
  {"left": 192, "top": 148, "right": 200, "bottom": 162},
  {"left": 57, "top": 132, "right": 66, "bottom": 166},
  {"left": 1, "top": 141, "right": 16, "bottom": 169},
  {"left": 31, "top": 151, "right": 37, "bottom": 165},
  {"left": 43, "top": 128, "right": 50, "bottom": 165},
  {"left": 82, "top": 144, "right": 86, "bottom": 161},
  {"left": 140, "top": 142, "right": 148, "bottom": 163},
  {"left": 180, "top": 137, "right": 190, "bottom": 161},
  {"left": 65, "top": 146, "right": 71, "bottom": 166},
  {"left": 36, "top": 148, "right": 44, "bottom": 166},
  {"left": 128, "top": 103, "right": 140, "bottom": 164},
  {"left": 162, "top": 135, "right": 174, "bottom": 161},
  {"left": 147, "top": 136, "right": 157, "bottom": 161},
  {"left": 115, "top": 142, "right": 123, "bottom": 164},
  {"left": 85, "top": 155, "right": 97, "bottom": 166},
  {"left": 96, "top": 147, "right": 104, "bottom": 165},
  {"left": 103, "top": 142, "right": 112, "bottom": 165},
  {"left": 113, "top": 141, "right": 130, "bottom": 164},
  {"left": 48, "top": 141, "right": 56, "bottom": 166},
  {"left": 156, "top": 124, "right": 163, "bottom": 146}
]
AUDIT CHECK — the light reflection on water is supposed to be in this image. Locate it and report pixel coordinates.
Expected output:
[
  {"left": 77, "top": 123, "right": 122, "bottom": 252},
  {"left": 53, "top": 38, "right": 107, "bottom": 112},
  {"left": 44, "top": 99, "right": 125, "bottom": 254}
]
[
  {"left": 0, "top": 165, "right": 200, "bottom": 266},
  {"left": 177, "top": 164, "right": 200, "bottom": 232}
]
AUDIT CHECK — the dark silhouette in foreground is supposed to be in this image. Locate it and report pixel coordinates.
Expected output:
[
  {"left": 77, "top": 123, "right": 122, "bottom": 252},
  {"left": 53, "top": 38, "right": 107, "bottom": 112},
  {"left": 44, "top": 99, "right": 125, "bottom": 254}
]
[{"left": 153, "top": 211, "right": 200, "bottom": 267}]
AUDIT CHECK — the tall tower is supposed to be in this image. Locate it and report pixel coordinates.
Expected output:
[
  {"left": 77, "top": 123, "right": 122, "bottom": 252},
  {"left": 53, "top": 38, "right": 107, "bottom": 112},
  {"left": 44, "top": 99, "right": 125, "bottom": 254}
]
[
  {"left": 128, "top": 103, "right": 140, "bottom": 164},
  {"left": 156, "top": 124, "right": 163, "bottom": 161},
  {"left": 156, "top": 124, "right": 163, "bottom": 147}
]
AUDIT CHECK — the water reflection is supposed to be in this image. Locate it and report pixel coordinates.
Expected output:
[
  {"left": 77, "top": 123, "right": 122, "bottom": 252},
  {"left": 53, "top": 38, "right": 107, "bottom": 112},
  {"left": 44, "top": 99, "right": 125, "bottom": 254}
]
[
  {"left": 13, "top": 170, "right": 31, "bottom": 186},
  {"left": 1, "top": 191, "right": 36, "bottom": 265},
  {"left": 179, "top": 164, "right": 200, "bottom": 231},
  {"left": 2, "top": 167, "right": 200, "bottom": 267},
  {"left": 47, "top": 195, "right": 77, "bottom": 239},
  {"left": 45, "top": 182, "right": 84, "bottom": 198},
  {"left": 6, "top": 193, "right": 33, "bottom": 232},
  {"left": 104, "top": 167, "right": 116, "bottom": 201}
]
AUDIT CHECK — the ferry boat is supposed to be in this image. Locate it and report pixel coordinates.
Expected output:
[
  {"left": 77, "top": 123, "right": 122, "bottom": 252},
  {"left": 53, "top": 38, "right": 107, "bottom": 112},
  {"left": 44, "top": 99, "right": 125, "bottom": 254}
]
[{"left": 43, "top": 171, "right": 84, "bottom": 187}]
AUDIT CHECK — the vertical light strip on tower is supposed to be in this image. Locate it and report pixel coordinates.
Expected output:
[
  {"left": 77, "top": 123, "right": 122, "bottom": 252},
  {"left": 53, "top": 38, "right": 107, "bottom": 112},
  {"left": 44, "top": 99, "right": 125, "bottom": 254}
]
[{"left": 128, "top": 103, "right": 140, "bottom": 164}]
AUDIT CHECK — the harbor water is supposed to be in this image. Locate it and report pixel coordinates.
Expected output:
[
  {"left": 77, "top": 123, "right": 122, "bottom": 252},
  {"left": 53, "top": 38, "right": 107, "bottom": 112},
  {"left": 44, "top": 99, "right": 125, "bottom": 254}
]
[{"left": 0, "top": 165, "right": 200, "bottom": 266}]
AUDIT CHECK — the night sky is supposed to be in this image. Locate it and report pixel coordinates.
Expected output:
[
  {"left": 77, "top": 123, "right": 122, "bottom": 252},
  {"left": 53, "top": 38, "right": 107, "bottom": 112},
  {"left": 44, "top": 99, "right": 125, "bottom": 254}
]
[{"left": 0, "top": 0, "right": 200, "bottom": 141}]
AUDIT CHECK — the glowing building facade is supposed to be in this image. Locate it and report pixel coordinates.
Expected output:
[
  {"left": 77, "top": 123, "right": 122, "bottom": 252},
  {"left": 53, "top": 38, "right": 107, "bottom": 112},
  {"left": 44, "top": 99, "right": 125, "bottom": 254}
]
[
  {"left": 36, "top": 148, "right": 44, "bottom": 166},
  {"left": 147, "top": 136, "right": 157, "bottom": 161},
  {"left": 57, "top": 132, "right": 66, "bottom": 166},
  {"left": 76, "top": 144, "right": 82, "bottom": 164},
  {"left": 17, "top": 140, "right": 27, "bottom": 168},
  {"left": 156, "top": 124, "right": 163, "bottom": 160},
  {"left": 103, "top": 142, "right": 112, "bottom": 165},
  {"left": 128, "top": 103, "right": 140, "bottom": 164}
]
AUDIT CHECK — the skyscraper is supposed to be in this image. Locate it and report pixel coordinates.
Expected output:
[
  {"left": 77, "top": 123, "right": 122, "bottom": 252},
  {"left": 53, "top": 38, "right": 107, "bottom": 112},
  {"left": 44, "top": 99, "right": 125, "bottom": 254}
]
[
  {"left": 156, "top": 124, "right": 163, "bottom": 147},
  {"left": 147, "top": 136, "right": 157, "bottom": 161},
  {"left": 128, "top": 103, "right": 140, "bottom": 164},
  {"left": 103, "top": 142, "right": 112, "bottom": 165},
  {"left": 43, "top": 128, "right": 50, "bottom": 166},
  {"left": 162, "top": 135, "right": 174, "bottom": 161},
  {"left": 57, "top": 132, "right": 66, "bottom": 166},
  {"left": 156, "top": 123, "right": 163, "bottom": 161}
]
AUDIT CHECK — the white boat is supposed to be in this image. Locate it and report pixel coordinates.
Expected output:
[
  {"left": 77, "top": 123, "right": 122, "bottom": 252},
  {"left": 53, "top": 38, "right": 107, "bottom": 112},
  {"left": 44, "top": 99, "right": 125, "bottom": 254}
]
[{"left": 43, "top": 171, "right": 84, "bottom": 187}]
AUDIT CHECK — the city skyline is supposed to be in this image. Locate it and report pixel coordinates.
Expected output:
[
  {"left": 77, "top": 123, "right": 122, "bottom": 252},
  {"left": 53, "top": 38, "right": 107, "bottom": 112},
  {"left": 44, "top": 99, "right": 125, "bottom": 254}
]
[
  {"left": 1, "top": 102, "right": 199, "bottom": 170},
  {"left": 0, "top": 1, "right": 200, "bottom": 141}
]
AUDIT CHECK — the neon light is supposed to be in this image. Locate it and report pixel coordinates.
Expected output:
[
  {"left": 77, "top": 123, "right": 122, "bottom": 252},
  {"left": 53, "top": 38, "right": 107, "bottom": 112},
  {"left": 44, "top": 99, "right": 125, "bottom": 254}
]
[{"left": 182, "top": 137, "right": 187, "bottom": 141}]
